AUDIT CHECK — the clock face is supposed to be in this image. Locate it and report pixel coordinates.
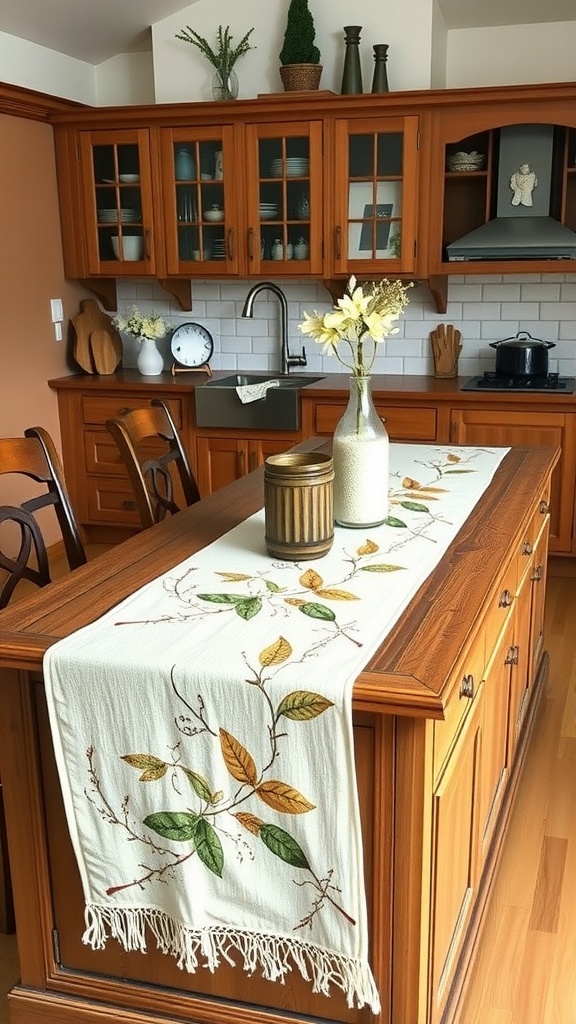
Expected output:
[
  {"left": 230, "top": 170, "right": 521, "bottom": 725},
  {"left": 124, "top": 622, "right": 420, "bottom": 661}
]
[{"left": 170, "top": 323, "right": 214, "bottom": 368}]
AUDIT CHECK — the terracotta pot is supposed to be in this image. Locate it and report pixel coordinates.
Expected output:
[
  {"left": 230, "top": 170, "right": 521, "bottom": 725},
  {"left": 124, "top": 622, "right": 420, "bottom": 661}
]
[{"left": 279, "top": 64, "right": 323, "bottom": 91}]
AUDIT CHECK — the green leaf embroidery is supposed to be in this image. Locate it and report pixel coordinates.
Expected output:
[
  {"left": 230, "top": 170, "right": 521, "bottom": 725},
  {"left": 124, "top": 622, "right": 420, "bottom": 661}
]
[
  {"left": 121, "top": 754, "right": 168, "bottom": 782},
  {"left": 143, "top": 810, "right": 198, "bottom": 842},
  {"left": 235, "top": 596, "right": 262, "bottom": 620},
  {"left": 265, "top": 580, "right": 286, "bottom": 593},
  {"left": 444, "top": 469, "right": 475, "bottom": 474},
  {"left": 359, "top": 564, "right": 404, "bottom": 573},
  {"left": 298, "top": 602, "right": 336, "bottom": 622},
  {"left": 383, "top": 516, "right": 408, "bottom": 528},
  {"left": 192, "top": 818, "right": 224, "bottom": 877},
  {"left": 182, "top": 768, "right": 213, "bottom": 803},
  {"left": 197, "top": 593, "right": 240, "bottom": 604},
  {"left": 400, "top": 500, "right": 430, "bottom": 513},
  {"left": 276, "top": 690, "right": 334, "bottom": 721},
  {"left": 260, "top": 823, "right": 310, "bottom": 870}
]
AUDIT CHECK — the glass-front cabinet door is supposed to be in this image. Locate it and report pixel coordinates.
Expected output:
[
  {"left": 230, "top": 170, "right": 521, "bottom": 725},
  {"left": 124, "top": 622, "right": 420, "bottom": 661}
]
[
  {"left": 79, "top": 129, "right": 156, "bottom": 275},
  {"left": 244, "top": 121, "right": 323, "bottom": 275},
  {"left": 160, "top": 126, "right": 238, "bottom": 276},
  {"left": 332, "top": 116, "right": 419, "bottom": 276}
]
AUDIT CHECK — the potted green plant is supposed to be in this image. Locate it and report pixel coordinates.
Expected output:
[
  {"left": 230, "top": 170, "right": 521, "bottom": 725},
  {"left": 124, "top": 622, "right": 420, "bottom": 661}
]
[
  {"left": 175, "top": 24, "right": 255, "bottom": 100},
  {"left": 279, "top": 0, "right": 322, "bottom": 91}
]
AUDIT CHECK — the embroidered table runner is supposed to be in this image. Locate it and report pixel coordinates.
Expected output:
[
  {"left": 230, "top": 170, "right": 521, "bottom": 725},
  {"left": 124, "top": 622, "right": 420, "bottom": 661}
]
[{"left": 43, "top": 444, "right": 509, "bottom": 1013}]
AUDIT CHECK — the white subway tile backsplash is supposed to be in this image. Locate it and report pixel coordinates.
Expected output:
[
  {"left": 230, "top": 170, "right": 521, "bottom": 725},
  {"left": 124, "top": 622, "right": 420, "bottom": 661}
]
[{"left": 114, "top": 274, "right": 576, "bottom": 377}]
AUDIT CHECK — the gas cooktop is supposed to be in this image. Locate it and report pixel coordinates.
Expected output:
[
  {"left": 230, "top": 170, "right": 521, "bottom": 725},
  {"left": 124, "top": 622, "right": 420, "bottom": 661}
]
[{"left": 461, "top": 372, "right": 576, "bottom": 394}]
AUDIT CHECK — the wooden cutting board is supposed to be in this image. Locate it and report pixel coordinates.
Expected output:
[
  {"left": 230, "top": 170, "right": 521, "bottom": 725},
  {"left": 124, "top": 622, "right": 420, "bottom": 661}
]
[{"left": 71, "top": 299, "right": 122, "bottom": 374}]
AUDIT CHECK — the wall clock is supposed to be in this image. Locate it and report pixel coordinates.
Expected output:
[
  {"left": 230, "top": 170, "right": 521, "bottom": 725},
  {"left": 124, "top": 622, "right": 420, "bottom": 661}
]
[{"left": 170, "top": 322, "right": 214, "bottom": 377}]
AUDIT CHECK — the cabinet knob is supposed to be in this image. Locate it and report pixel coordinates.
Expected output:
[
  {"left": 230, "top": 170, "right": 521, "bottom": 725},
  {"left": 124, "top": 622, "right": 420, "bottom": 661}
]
[
  {"left": 122, "top": 499, "right": 137, "bottom": 510},
  {"left": 499, "top": 588, "right": 513, "bottom": 608},
  {"left": 539, "top": 500, "right": 549, "bottom": 515},
  {"left": 505, "top": 645, "right": 519, "bottom": 666},
  {"left": 119, "top": 407, "right": 132, "bottom": 416},
  {"left": 531, "top": 565, "right": 543, "bottom": 582},
  {"left": 521, "top": 540, "right": 533, "bottom": 556},
  {"left": 460, "top": 674, "right": 474, "bottom": 699}
]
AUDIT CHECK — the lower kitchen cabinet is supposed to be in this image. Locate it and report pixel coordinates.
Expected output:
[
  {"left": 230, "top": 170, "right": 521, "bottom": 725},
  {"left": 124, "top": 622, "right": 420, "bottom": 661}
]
[
  {"left": 448, "top": 406, "right": 576, "bottom": 553},
  {"left": 196, "top": 433, "right": 299, "bottom": 494},
  {"left": 301, "top": 394, "right": 439, "bottom": 442}
]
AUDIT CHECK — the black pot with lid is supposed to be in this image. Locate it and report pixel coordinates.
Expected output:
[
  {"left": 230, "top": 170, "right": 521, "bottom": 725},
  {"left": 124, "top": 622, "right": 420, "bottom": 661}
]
[{"left": 489, "top": 331, "right": 555, "bottom": 377}]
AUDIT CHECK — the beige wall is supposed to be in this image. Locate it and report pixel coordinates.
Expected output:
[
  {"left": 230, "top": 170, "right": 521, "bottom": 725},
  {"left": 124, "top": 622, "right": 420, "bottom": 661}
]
[{"left": 0, "top": 112, "right": 89, "bottom": 540}]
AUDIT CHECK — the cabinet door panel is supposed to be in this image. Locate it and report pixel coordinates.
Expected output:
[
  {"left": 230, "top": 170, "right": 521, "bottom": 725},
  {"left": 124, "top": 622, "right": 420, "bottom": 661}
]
[
  {"left": 450, "top": 408, "right": 575, "bottom": 553},
  {"left": 431, "top": 697, "right": 483, "bottom": 1020},
  {"left": 479, "top": 613, "right": 514, "bottom": 862},
  {"left": 309, "top": 400, "right": 437, "bottom": 440}
]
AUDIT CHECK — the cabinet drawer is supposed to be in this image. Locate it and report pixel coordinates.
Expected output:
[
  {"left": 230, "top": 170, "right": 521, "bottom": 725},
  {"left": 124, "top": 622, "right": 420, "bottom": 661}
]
[
  {"left": 84, "top": 430, "right": 170, "bottom": 475},
  {"left": 312, "top": 402, "right": 437, "bottom": 440},
  {"left": 483, "top": 557, "right": 517, "bottom": 671},
  {"left": 433, "top": 630, "right": 485, "bottom": 781},
  {"left": 81, "top": 395, "right": 183, "bottom": 428},
  {"left": 85, "top": 476, "right": 140, "bottom": 525},
  {"left": 515, "top": 483, "right": 551, "bottom": 590}
]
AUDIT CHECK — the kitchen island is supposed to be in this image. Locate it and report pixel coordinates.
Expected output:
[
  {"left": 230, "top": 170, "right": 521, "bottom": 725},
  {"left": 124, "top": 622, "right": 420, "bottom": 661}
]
[{"left": 0, "top": 439, "right": 558, "bottom": 1024}]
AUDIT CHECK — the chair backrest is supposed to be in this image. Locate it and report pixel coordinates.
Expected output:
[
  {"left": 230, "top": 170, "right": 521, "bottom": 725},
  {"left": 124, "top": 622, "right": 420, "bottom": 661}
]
[
  {"left": 0, "top": 426, "right": 87, "bottom": 609},
  {"left": 106, "top": 398, "right": 200, "bottom": 530}
]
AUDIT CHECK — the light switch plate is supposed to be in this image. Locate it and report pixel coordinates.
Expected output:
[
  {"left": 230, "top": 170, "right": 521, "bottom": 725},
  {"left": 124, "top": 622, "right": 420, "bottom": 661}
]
[{"left": 50, "top": 298, "right": 64, "bottom": 323}]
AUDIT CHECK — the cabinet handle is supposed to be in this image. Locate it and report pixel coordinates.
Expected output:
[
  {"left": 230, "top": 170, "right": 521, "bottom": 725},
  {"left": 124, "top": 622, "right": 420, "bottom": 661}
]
[
  {"left": 335, "top": 225, "right": 342, "bottom": 259},
  {"left": 238, "top": 448, "right": 246, "bottom": 474},
  {"left": 247, "top": 227, "right": 254, "bottom": 261},
  {"left": 539, "top": 500, "right": 549, "bottom": 515},
  {"left": 521, "top": 540, "right": 533, "bottom": 556},
  {"left": 227, "top": 228, "right": 234, "bottom": 261},
  {"left": 460, "top": 674, "right": 474, "bottom": 699},
  {"left": 499, "top": 589, "right": 513, "bottom": 608},
  {"left": 144, "top": 228, "right": 151, "bottom": 260},
  {"left": 505, "top": 645, "right": 519, "bottom": 666},
  {"left": 249, "top": 451, "right": 257, "bottom": 472},
  {"left": 119, "top": 407, "right": 132, "bottom": 415},
  {"left": 122, "top": 499, "right": 137, "bottom": 510},
  {"left": 531, "top": 564, "right": 543, "bottom": 582}
]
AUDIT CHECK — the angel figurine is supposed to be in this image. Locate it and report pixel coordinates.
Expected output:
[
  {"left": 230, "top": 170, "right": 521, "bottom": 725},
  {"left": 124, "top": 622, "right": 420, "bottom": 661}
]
[{"left": 510, "top": 162, "right": 538, "bottom": 207}]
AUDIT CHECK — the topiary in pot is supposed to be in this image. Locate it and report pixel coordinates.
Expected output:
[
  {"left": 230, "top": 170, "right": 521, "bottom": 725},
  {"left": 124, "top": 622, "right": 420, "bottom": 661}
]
[{"left": 279, "top": 0, "right": 322, "bottom": 91}]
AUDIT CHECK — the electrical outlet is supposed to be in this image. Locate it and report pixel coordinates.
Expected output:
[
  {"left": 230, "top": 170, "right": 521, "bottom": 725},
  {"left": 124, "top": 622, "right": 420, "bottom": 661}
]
[
  {"left": 50, "top": 298, "right": 64, "bottom": 323},
  {"left": 54, "top": 322, "right": 63, "bottom": 342}
]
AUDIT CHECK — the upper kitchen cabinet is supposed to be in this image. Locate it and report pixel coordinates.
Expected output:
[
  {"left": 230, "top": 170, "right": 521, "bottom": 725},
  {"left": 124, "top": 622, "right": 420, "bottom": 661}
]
[
  {"left": 159, "top": 120, "right": 323, "bottom": 277},
  {"left": 426, "top": 85, "right": 576, "bottom": 277},
  {"left": 329, "top": 115, "right": 420, "bottom": 278}
]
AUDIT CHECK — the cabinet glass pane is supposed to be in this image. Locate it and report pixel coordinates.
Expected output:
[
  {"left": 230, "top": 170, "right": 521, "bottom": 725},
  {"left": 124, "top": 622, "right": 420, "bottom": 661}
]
[
  {"left": 348, "top": 132, "right": 402, "bottom": 178},
  {"left": 173, "top": 140, "right": 227, "bottom": 263},
  {"left": 257, "top": 136, "right": 310, "bottom": 262},
  {"left": 93, "top": 144, "right": 143, "bottom": 264},
  {"left": 348, "top": 181, "right": 402, "bottom": 260}
]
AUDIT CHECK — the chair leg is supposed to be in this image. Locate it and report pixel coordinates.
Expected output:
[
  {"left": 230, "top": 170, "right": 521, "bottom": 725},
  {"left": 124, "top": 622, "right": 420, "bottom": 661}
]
[{"left": 0, "top": 781, "right": 15, "bottom": 934}]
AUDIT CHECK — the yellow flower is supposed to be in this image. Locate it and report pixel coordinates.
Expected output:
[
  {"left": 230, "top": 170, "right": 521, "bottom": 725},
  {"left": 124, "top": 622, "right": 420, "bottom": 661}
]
[{"left": 298, "top": 276, "right": 412, "bottom": 377}]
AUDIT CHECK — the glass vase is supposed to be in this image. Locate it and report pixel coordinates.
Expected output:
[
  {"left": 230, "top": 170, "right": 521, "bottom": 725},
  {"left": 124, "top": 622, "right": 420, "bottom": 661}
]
[
  {"left": 212, "top": 67, "right": 239, "bottom": 101},
  {"left": 332, "top": 375, "right": 389, "bottom": 528},
  {"left": 137, "top": 337, "right": 164, "bottom": 376}
]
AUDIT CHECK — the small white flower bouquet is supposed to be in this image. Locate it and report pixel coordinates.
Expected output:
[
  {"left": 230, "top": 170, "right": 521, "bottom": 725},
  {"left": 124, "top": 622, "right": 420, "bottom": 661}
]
[{"left": 112, "top": 306, "right": 168, "bottom": 341}]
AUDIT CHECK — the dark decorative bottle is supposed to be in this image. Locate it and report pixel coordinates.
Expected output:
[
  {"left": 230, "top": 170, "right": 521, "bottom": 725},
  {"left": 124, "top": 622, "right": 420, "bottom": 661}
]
[
  {"left": 371, "top": 44, "right": 389, "bottom": 93},
  {"left": 340, "top": 25, "right": 363, "bottom": 95}
]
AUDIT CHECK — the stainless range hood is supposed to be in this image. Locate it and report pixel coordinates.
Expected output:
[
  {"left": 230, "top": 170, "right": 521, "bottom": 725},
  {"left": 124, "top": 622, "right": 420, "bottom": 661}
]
[{"left": 446, "top": 124, "right": 576, "bottom": 262}]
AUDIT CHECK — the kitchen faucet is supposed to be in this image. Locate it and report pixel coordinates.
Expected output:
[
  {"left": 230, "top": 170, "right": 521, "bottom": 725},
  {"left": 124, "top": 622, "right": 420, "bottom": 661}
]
[{"left": 241, "top": 282, "right": 307, "bottom": 375}]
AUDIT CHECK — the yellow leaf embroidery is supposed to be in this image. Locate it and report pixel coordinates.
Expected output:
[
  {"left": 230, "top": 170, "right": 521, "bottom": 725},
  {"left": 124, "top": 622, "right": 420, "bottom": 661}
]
[
  {"left": 284, "top": 597, "right": 306, "bottom": 606},
  {"left": 255, "top": 780, "right": 315, "bottom": 814},
  {"left": 402, "top": 476, "right": 420, "bottom": 489},
  {"left": 235, "top": 812, "right": 263, "bottom": 835},
  {"left": 357, "top": 539, "right": 379, "bottom": 556},
  {"left": 315, "top": 588, "right": 359, "bottom": 601},
  {"left": 219, "top": 729, "right": 258, "bottom": 786},
  {"left": 215, "top": 572, "right": 253, "bottom": 582},
  {"left": 299, "top": 569, "right": 323, "bottom": 591},
  {"left": 447, "top": 453, "right": 461, "bottom": 463},
  {"left": 259, "top": 636, "right": 292, "bottom": 667}
]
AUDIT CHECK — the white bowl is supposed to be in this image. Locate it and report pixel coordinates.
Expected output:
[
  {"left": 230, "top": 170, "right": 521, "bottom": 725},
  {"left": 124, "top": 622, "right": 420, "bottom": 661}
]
[
  {"left": 111, "top": 235, "right": 143, "bottom": 260},
  {"left": 204, "top": 209, "right": 224, "bottom": 222},
  {"left": 119, "top": 174, "right": 140, "bottom": 183}
]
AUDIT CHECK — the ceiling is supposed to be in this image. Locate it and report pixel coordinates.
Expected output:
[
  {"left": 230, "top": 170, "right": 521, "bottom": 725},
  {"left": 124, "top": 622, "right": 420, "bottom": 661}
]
[{"left": 0, "top": 0, "right": 575, "bottom": 65}]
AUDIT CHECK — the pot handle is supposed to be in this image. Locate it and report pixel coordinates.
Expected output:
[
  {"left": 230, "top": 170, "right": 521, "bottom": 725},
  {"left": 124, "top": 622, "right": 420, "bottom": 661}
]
[{"left": 489, "top": 330, "right": 556, "bottom": 349}]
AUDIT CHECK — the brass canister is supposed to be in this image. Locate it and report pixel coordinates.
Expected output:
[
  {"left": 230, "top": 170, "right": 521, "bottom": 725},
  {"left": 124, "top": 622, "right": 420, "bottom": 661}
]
[{"left": 264, "top": 452, "right": 334, "bottom": 560}]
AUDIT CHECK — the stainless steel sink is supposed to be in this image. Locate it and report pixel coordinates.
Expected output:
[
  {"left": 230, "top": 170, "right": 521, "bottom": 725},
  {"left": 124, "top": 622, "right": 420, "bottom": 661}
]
[{"left": 195, "top": 373, "right": 324, "bottom": 430}]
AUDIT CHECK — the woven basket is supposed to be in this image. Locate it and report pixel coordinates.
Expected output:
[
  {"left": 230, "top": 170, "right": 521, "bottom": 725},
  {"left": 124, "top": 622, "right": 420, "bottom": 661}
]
[{"left": 279, "top": 64, "right": 323, "bottom": 91}]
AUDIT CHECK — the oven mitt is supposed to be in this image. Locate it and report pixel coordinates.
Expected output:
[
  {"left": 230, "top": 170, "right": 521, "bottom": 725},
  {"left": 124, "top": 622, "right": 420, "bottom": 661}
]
[{"left": 235, "top": 380, "right": 280, "bottom": 404}]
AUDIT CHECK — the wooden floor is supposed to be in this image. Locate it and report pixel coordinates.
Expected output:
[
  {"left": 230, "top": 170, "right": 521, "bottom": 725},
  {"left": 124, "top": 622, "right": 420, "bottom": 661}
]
[{"left": 0, "top": 572, "right": 575, "bottom": 1023}]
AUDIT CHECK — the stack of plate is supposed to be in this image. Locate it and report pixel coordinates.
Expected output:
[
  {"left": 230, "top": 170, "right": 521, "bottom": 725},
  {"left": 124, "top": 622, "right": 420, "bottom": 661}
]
[
  {"left": 210, "top": 239, "right": 226, "bottom": 260},
  {"left": 270, "top": 157, "right": 309, "bottom": 177},
  {"left": 98, "top": 208, "right": 140, "bottom": 223},
  {"left": 259, "top": 202, "right": 278, "bottom": 220}
]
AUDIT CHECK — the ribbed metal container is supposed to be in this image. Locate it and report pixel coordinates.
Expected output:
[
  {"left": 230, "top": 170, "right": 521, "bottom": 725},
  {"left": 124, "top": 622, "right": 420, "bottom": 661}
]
[{"left": 264, "top": 452, "right": 334, "bottom": 560}]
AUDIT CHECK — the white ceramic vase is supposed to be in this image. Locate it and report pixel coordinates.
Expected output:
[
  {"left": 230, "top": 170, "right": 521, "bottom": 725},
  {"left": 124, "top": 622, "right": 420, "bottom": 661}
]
[
  {"left": 332, "top": 375, "right": 389, "bottom": 527},
  {"left": 137, "top": 336, "right": 164, "bottom": 376}
]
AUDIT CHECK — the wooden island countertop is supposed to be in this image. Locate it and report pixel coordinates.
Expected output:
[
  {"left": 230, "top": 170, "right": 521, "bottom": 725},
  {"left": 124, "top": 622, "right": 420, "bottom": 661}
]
[{"left": 0, "top": 439, "right": 559, "bottom": 1024}]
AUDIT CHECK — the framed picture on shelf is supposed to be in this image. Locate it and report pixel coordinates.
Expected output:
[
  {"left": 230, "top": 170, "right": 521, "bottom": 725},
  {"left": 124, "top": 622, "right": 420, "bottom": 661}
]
[{"left": 348, "top": 181, "right": 401, "bottom": 258}]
